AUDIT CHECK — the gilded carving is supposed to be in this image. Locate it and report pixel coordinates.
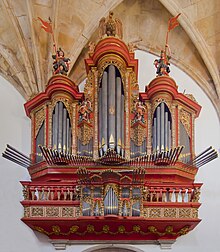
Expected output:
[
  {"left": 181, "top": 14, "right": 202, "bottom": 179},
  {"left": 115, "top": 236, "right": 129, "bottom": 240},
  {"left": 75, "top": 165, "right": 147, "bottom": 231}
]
[
  {"left": 192, "top": 208, "right": 198, "bottom": 218},
  {"left": 62, "top": 207, "right": 74, "bottom": 217},
  {"left": 179, "top": 208, "right": 191, "bottom": 218},
  {"left": 131, "top": 123, "right": 146, "bottom": 146},
  {"left": 34, "top": 224, "right": 190, "bottom": 237},
  {"left": 192, "top": 187, "right": 200, "bottom": 202},
  {"left": 164, "top": 208, "right": 177, "bottom": 218},
  {"left": 31, "top": 207, "right": 43, "bottom": 217},
  {"left": 46, "top": 207, "right": 59, "bottom": 217},
  {"left": 185, "top": 93, "right": 197, "bottom": 103},
  {"left": 152, "top": 98, "right": 171, "bottom": 118},
  {"left": 84, "top": 70, "right": 94, "bottom": 101},
  {"left": 78, "top": 122, "right": 93, "bottom": 145},
  {"left": 180, "top": 109, "right": 191, "bottom": 136},
  {"left": 98, "top": 58, "right": 126, "bottom": 85},
  {"left": 34, "top": 107, "right": 45, "bottom": 138},
  {"left": 149, "top": 208, "right": 161, "bottom": 218},
  {"left": 24, "top": 206, "right": 30, "bottom": 217}
]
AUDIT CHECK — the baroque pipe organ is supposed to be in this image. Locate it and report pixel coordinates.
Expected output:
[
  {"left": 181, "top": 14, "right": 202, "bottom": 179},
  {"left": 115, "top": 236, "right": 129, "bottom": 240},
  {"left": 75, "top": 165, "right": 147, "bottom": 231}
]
[{"left": 3, "top": 12, "right": 218, "bottom": 250}]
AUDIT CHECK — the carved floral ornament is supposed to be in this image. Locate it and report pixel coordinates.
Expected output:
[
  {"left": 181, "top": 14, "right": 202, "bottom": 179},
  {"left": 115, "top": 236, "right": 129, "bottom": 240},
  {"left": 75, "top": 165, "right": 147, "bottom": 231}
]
[
  {"left": 78, "top": 123, "right": 93, "bottom": 146},
  {"left": 152, "top": 98, "right": 171, "bottom": 117},
  {"left": 180, "top": 109, "right": 191, "bottom": 136},
  {"left": 34, "top": 107, "right": 45, "bottom": 138},
  {"left": 97, "top": 57, "right": 126, "bottom": 86},
  {"left": 84, "top": 70, "right": 94, "bottom": 101},
  {"left": 131, "top": 123, "right": 146, "bottom": 147},
  {"left": 33, "top": 224, "right": 190, "bottom": 237},
  {"left": 50, "top": 97, "right": 73, "bottom": 119}
]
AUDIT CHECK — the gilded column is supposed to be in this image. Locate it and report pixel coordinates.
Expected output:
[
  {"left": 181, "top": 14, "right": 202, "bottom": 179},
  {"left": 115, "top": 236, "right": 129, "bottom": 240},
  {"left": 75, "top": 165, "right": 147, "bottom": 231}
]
[
  {"left": 72, "top": 102, "right": 77, "bottom": 155},
  {"left": 92, "top": 67, "right": 99, "bottom": 159}
]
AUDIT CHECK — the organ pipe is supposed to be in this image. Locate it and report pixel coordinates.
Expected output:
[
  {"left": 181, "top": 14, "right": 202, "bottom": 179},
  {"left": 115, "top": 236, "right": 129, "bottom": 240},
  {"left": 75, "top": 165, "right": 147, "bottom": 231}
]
[
  {"left": 62, "top": 108, "right": 67, "bottom": 152},
  {"left": 108, "top": 65, "right": 116, "bottom": 148},
  {"left": 153, "top": 103, "right": 172, "bottom": 152},
  {"left": 116, "top": 76, "right": 122, "bottom": 154},
  {"left": 156, "top": 106, "right": 161, "bottom": 151},
  {"left": 58, "top": 102, "right": 63, "bottom": 151},
  {"left": 121, "top": 93, "right": 125, "bottom": 157},
  {"left": 52, "top": 102, "right": 72, "bottom": 153},
  {"left": 165, "top": 112, "right": 168, "bottom": 150},
  {"left": 101, "top": 71, "right": 108, "bottom": 152},
  {"left": 160, "top": 102, "right": 165, "bottom": 150},
  {"left": 53, "top": 103, "right": 59, "bottom": 149},
  {"left": 98, "top": 65, "right": 124, "bottom": 157}
]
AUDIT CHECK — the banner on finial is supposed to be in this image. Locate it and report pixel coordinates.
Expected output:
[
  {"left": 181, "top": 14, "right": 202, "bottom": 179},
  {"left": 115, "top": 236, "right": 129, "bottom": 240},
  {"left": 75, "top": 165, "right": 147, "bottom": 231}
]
[
  {"left": 38, "top": 17, "right": 53, "bottom": 34},
  {"left": 168, "top": 13, "right": 181, "bottom": 32}
]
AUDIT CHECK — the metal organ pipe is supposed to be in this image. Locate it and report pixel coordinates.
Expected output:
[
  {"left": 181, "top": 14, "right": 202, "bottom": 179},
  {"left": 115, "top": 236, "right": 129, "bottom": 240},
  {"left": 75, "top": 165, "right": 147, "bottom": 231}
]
[
  {"left": 52, "top": 102, "right": 72, "bottom": 154},
  {"left": 156, "top": 106, "right": 161, "bottom": 151},
  {"left": 108, "top": 65, "right": 116, "bottom": 149},
  {"left": 98, "top": 87, "right": 103, "bottom": 156},
  {"left": 153, "top": 117, "right": 157, "bottom": 152},
  {"left": 62, "top": 108, "right": 67, "bottom": 152},
  {"left": 98, "top": 65, "right": 124, "bottom": 156},
  {"left": 165, "top": 111, "right": 168, "bottom": 150},
  {"left": 116, "top": 76, "right": 122, "bottom": 154},
  {"left": 153, "top": 103, "right": 172, "bottom": 153},
  {"left": 101, "top": 71, "right": 108, "bottom": 152},
  {"left": 160, "top": 102, "right": 165, "bottom": 151},
  {"left": 58, "top": 102, "right": 63, "bottom": 152},
  {"left": 121, "top": 94, "right": 125, "bottom": 157},
  {"left": 53, "top": 103, "right": 59, "bottom": 149},
  {"left": 66, "top": 118, "right": 70, "bottom": 153}
]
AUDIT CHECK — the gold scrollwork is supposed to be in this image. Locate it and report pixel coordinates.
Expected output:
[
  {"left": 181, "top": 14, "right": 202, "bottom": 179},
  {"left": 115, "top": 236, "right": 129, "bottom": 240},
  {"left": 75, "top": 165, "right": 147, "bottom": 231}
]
[
  {"left": 34, "top": 107, "right": 45, "bottom": 138},
  {"left": 78, "top": 122, "right": 93, "bottom": 145},
  {"left": 98, "top": 57, "right": 126, "bottom": 85},
  {"left": 180, "top": 109, "right": 191, "bottom": 136},
  {"left": 131, "top": 123, "right": 146, "bottom": 146},
  {"left": 84, "top": 70, "right": 94, "bottom": 101},
  {"left": 34, "top": 224, "right": 190, "bottom": 237}
]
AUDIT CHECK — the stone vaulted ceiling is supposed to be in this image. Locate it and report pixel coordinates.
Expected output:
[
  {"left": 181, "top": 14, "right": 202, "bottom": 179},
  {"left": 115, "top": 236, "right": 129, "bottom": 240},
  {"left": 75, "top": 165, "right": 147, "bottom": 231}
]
[{"left": 0, "top": 0, "right": 219, "bottom": 118}]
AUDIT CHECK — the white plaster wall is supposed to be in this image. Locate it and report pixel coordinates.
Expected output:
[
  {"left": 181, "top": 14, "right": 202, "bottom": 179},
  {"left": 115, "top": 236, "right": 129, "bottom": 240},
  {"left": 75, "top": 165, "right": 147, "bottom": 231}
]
[{"left": 0, "top": 51, "right": 219, "bottom": 252}]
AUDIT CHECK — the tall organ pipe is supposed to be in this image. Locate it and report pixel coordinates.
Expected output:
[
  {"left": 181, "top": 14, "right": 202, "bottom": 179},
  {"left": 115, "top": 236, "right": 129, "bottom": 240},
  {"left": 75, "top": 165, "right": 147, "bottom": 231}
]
[
  {"left": 98, "top": 88, "right": 103, "bottom": 156},
  {"left": 165, "top": 111, "right": 168, "bottom": 150},
  {"left": 62, "top": 108, "right": 67, "bottom": 152},
  {"left": 160, "top": 103, "right": 165, "bottom": 150},
  {"left": 153, "top": 118, "right": 157, "bottom": 152},
  {"left": 108, "top": 65, "right": 116, "bottom": 149},
  {"left": 53, "top": 103, "right": 59, "bottom": 149},
  {"left": 168, "top": 121, "right": 171, "bottom": 149},
  {"left": 156, "top": 106, "right": 161, "bottom": 151},
  {"left": 121, "top": 94, "right": 125, "bottom": 157},
  {"left": 102, "top": 71, "right": 108, "bottom": 152},
  {"left": 58, "top": 102, "right": 63, "bottom": 152},
  {"left": 66, "top": 118, "right": 70, "bottom": 153},
  {"left": 116, "top": 76, "right": 122, "bottom": 154}
]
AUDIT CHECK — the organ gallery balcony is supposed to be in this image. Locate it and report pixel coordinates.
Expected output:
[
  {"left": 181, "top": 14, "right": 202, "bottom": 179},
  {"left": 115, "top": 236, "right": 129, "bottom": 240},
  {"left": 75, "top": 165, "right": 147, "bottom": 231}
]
[{"left": 20, "top": 164, "right": 202, "bottom": 247}]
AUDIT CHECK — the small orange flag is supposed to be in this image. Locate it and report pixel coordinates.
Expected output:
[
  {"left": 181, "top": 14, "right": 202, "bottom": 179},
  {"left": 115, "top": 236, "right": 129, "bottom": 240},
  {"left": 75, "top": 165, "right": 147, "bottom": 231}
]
[
  {"left": 168, "top": 13, "right": 181, "bottom": 31},
  {"left": 38, "top": 17, "right": 53, "bottom": 34}
]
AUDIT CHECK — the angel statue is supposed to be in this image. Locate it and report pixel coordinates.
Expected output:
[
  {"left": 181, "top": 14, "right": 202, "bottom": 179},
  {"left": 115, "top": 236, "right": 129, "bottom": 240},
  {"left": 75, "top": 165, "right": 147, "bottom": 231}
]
[{"left": 99, "top": 11, "right": 123, "bottom": 39}]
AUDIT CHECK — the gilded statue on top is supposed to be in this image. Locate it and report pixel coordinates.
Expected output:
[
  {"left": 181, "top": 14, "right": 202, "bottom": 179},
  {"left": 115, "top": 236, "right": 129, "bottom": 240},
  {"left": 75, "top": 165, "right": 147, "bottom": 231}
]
[{"left": 99, "top": 11, "right": 123, "bottom": 39}]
